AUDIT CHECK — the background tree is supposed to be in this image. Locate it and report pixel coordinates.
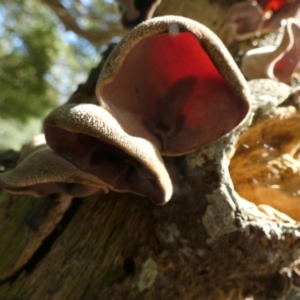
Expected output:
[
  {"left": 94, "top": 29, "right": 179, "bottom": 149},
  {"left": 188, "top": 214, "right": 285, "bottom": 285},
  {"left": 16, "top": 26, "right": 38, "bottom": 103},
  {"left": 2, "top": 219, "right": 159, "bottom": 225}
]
[{"left": 0, "top": 0, "right": 123, "bottom": 150}]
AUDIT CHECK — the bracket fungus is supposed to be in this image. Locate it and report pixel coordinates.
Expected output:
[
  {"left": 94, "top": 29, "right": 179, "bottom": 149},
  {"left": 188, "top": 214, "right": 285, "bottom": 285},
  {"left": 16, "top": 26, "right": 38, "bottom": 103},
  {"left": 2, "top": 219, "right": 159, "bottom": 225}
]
[
  {"left": 0, "top": 134, "right": 109, "bottom": 197},
  {"left": 220, "top": 0, "right": 300, "bottom": 45},
  {"left": 44, "top": 16, "right": 251, "bottom": 205},
  {"left": 241, "top": 18, "right": 300, "bottom": 82},
  {"left": 116, "top": 0, "right": 161, "bottom": 28}
]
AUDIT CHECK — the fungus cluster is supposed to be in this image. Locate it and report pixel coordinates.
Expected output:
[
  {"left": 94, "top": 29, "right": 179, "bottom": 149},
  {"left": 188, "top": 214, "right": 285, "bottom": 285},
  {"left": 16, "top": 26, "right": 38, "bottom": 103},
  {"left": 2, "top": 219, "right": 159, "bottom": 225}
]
[
  {"left": 220, "top": 1, "right": 300, "bottom": 83},
  {"left": 220, "top": 0, "right": 300, "bottom": 45},
  {"left": 0, "top": 16, "right": 251, "bottom": 205}
]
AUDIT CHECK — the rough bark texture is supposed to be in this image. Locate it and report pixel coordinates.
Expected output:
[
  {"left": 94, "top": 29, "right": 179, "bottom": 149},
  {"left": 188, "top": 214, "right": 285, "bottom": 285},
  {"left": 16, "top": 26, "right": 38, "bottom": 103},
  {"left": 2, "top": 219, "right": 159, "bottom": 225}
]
[{"left": 1, "top": 0, "right": 300, "bottom": 299}]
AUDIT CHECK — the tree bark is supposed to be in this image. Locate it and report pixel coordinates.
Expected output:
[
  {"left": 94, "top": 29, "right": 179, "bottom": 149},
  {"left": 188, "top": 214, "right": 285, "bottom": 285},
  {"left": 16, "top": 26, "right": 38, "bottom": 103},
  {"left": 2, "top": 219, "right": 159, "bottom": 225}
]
[{"left": 1, "top": 1, "right": 300, "bottom": 299}]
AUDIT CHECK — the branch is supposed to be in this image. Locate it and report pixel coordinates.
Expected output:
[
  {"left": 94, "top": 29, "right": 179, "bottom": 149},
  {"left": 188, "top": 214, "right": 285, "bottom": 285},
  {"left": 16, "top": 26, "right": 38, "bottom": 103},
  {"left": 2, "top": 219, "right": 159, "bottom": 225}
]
[{"left": 40, "top": 0, "right": 125, "bottom": 46}]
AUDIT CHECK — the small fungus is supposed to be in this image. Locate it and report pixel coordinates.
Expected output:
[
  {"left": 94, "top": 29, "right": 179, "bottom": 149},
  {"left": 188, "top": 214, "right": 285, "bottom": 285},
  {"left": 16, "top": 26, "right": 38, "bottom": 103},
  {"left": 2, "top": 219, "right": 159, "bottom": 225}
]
[
  {"left": 241, "top": 18, "right": 300, "bottom": 82},
  {"left": 44, "top": 16, "right": 251, "bottom": 205},
  {"left": 0, "top": 135, "right": 109, "bottom": 197},
  {"left": 220, "top": 0, "right": 300, "bottom": 45},
  {"left": 259, "top": 0, "right": 300, "bottom": 33}
]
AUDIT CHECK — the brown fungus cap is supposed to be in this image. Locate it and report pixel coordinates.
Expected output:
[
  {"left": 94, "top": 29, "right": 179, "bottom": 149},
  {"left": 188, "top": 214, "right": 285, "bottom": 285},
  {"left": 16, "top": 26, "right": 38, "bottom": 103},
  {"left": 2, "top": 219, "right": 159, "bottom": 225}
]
[
  {"left": 96, "top": 16, "right": 251, "bottom": 156},
  {"left": 44, "top": 104, "right": 173, "bottom": 205},
  {"left": 0, "top": 134, "right": 109, "bottom": 197}
]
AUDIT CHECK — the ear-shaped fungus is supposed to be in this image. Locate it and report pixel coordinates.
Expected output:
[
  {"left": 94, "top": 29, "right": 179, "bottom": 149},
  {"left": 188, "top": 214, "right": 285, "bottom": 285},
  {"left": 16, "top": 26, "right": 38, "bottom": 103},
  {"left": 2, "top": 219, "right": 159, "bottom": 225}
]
[
  {"left": 0, "top": 135, "right": 109, "bottom": 197},
  {"left": 116, "top": 0, "right": 161, "bottom": 28},
  {"left": 44, "top": 104, "right": 172, "bottom": 205},
  {"left": 241, "top": 18, "right": 300, "bottom": 82},
  {"left": 44, "top": 16, "right": 250, "bottom": 205},
  {"left": 97, "top": 16, "right": 251, "bottom": 156}
]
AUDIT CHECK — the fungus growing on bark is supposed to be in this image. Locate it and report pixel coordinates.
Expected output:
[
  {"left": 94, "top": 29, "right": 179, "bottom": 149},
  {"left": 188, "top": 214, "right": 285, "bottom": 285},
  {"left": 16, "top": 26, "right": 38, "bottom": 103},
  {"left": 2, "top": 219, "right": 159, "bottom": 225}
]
[
  {"left": 97, "top": 16, "right": 251, "bottom": 155},
  {"left": 44, "top": 104, "right": 172, "bottom": 205},
  {"left": 116, "top": 0, "right": 161, "bottom": 28},
  {"left": 220, "top": 0, "right": 300, "bottom": 45},
  {"left": 241, "top": 18, "right": 300, "bottom": 82},
  {"left": 44, "top": 16, "right": 251, "bottom": 205},
  {"left": 0, "top": 135, "right": 109, "bottom": 197}
]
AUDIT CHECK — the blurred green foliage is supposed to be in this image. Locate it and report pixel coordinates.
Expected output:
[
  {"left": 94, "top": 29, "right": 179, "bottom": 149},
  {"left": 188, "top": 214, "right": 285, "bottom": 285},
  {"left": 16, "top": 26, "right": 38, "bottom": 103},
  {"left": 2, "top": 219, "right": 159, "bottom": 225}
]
[
  {"left": 0, "top": 0, "right": 59, "bottom": 122},
  {"left": 0, "top": 0, "right": 122, "bottom": 151}
]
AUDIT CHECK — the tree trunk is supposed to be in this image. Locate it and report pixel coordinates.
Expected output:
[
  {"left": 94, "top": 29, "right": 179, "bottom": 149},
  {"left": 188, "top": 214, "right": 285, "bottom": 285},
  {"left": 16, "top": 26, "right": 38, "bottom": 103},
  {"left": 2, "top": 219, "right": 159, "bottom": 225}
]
[{"left": 1, "top": 1, "right": 300, "bottom": 299}]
